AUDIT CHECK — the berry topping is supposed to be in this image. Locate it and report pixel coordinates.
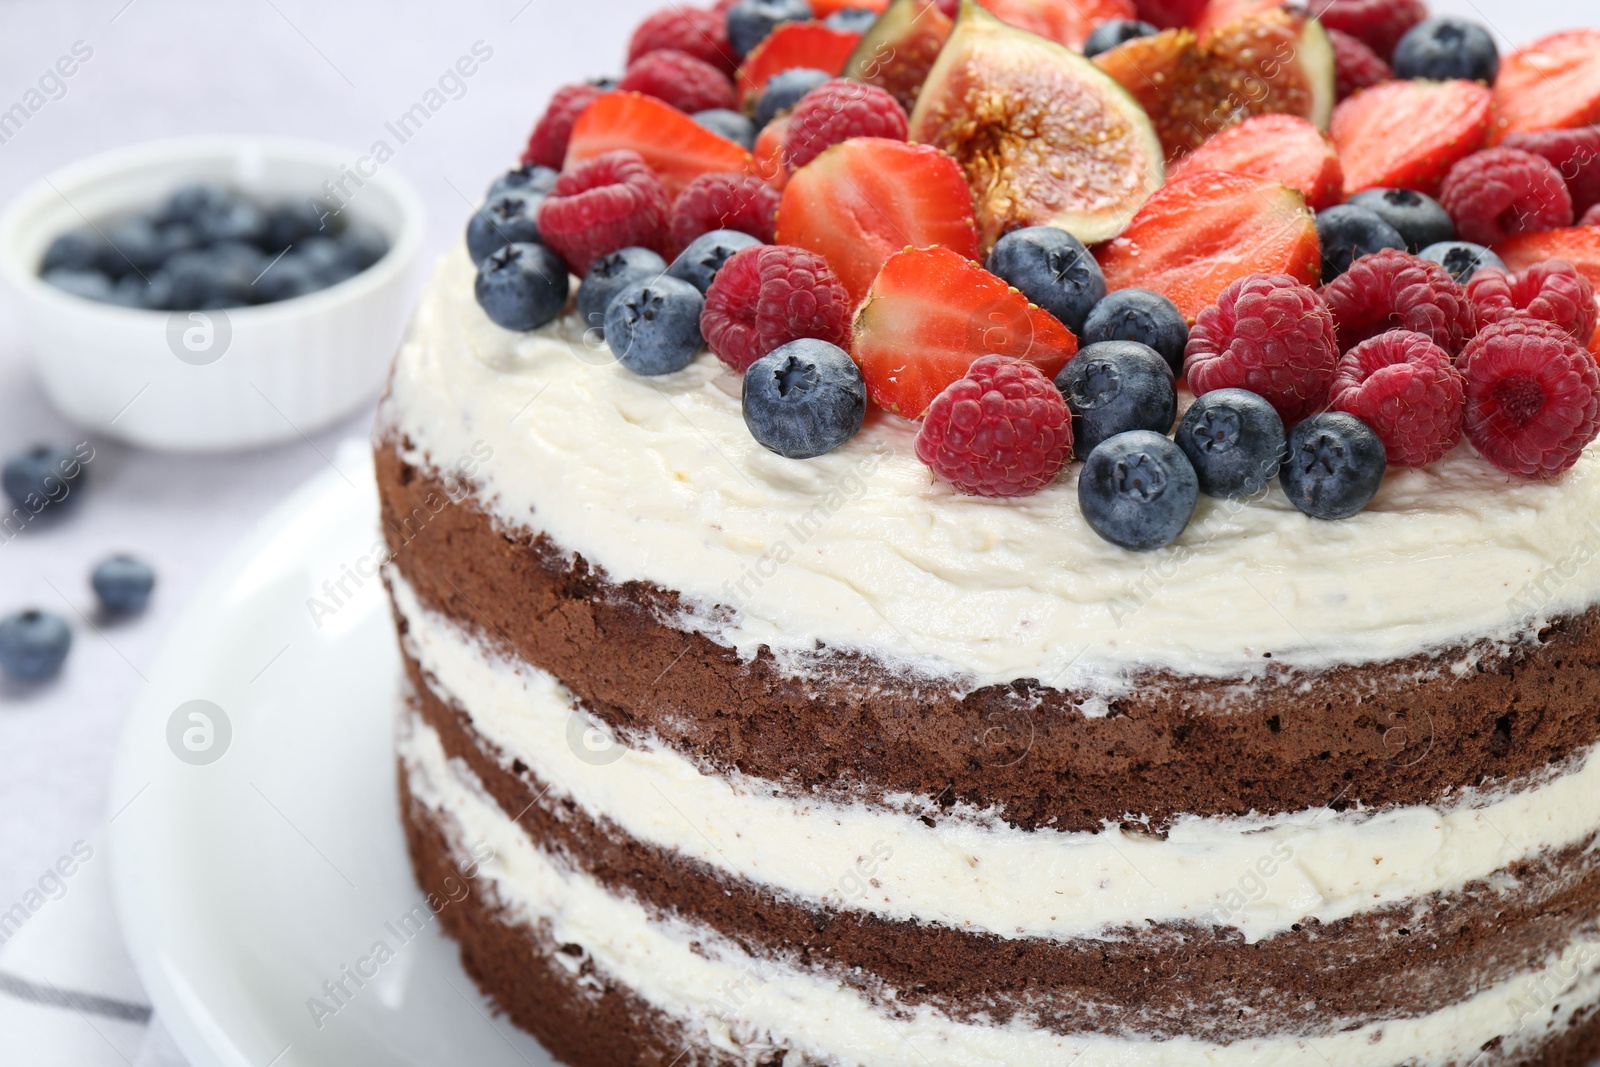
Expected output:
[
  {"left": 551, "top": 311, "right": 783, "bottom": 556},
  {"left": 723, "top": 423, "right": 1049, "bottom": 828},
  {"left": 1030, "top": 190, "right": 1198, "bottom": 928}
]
[
  {"left": 522, "top": 83, "right": 604, "bottom": 170},
  {"left": 1054, "top": 340, "right": 1177, "bottom": 455},
  {"left": 565, "top": 92, "right": 752, "bottom": 199},
  {"left": 1500, "top": 126, "right": 1600, "bottom": 218},
  {"left": 692, "top": 109, "right": 757, "bottom": 150},
  {"left": 474, "top": 243, "right": 571, "bottom": 332},
  {"left": 1331, "top": 79, "right": 1492, "bottom": 197},
  {"left": 1316, "top": 204, "right": 1406, "bottom": 282},
  {"left": 1328, "top": 28, "right": 1391, "bottom": 103},
  {"left": 727, "top": 0, "right": 815, "bottom": 57},
  {"left": 1393, "top": 17, "right": 1500, "bottom": 84},
  {"left": 702, "top": 243, "right": 853, "bottom": 372},
  {"left": 1418, "top": 241, "right": 1505, "bottom": 285},
  {"left": 1184, "top": 273, "right": 1340, "bottom": 425},
  {"left": 577, "top": 247, "right": 668, "bottom": 332},
  {"left": 0, "top": 610, "right": 72, "bottom": 681},
  {"left": 738, "top": 23, "right": 861, "bottom": 109},
  {"left": 629, "top": 6, "right": 739, "bottom": 76},
  {"left": 92, "top": 555, "right": 156, "bottom": 615},
  {"left": 1168, "top": 114, "right": 1344, "bottom": 213},
  {"left": 1078, "top": 431, "right": 1199, "bottom": 551},
  {"left": 1347, "top": 189, "right": 1456, "bottom": 255},
  {"left": 2, "top": 444, "right": 86, "bottom": 513},
  {"left": 743, "top": 339, "right": 867, "bottom": 458},
  {"left": 1329, "top": 331, "right": 1466, "bottom": 468},
  {"left": 538, "top": 150, "right": 670, "bottom": 275},
  {"left": 1439, "top": 148, "right": 1574, "bottom": 248},
  {"left": 1319, "top": 249, "right": 1475, "bottom": 355},
  {"left": 1307, "top": 0, "right": 1425, "bottom": 62},
  {"left": 670, "top": 173, "right": 781, "bottom": 251},
  {"left": 1280, "top": 412, "right": 1388, "bottom": 521},
  {"left": 466, "top": 190, "right": 543, "bottom": 264},
  {"left": 782, "top": 79, "right": 908, "bottom": 172},
  {"left": 1490, "top": 30, "right": 1600, "bottom": 144},
  {"left": 852, "top": 246, "right": 1078, "bottom": 418},
  {"left": 618, "top": 49, "right": 738, "bottom": 116},
  {"left": 986, "top": 227, "right": 1106, "bottom": 335},
  {"left": 915, "top": 355, "right": 1073, "bottom": 498},
  {"left": 754, "top": 67, "right": 831, "bottom": 129},
  {"left": 605, "top": 276, "right": 707, "bottom": 376},
  {"left": 1458, "top": 317, "right": 1600, "bottom": 480},
  {"left": 1079, "top": 289, "right": 1189, "bottom": 378},
  {"left": 1083, "top": 19, "right": 1158, "bottom": 59},
  {"left": 1468, "top": 259, "right": 1598, "bottom": 343},
  {"left": 1175, "top": 389, "right": 1287, "bottom": 499},
  {"left": 668, "top": 229, "right": 763, "bottom": 294}
]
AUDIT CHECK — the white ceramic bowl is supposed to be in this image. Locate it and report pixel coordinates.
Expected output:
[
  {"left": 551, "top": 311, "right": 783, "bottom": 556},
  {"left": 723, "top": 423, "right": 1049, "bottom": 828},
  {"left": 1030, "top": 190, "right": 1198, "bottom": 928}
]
[{"left": 0, "top": 136, "right": 425, "bottom": 452}]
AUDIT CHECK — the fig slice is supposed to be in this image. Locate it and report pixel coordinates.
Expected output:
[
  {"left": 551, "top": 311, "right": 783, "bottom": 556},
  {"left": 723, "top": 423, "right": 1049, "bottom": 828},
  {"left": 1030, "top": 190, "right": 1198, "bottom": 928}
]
[
  {"left": 908, "top": 1, "right": 1164, "bottom": 249},
  {"left": 844, "top": 0, "right": 956, "bottom": 114}
]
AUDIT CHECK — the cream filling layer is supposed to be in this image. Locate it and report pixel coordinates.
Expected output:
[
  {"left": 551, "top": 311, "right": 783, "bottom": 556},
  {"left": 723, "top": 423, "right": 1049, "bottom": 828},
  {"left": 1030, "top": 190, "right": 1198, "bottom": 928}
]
[
  {"left": 380, "top": 248, "right": 1600, "bottom": 696},
  {"left": 394, "top": 570, "right": 1600, "bottom": 943},
  {"left": 403, "top": 711, "right": 1600, "bottom": 1067}
]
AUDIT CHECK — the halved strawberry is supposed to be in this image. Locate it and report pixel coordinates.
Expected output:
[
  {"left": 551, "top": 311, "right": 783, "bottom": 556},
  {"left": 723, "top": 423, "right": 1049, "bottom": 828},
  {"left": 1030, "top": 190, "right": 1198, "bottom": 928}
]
[
  {"left": 1096, "top": 170, "right": 1319, "bottom": 322},
  {"left": 736, "top": 24, "right": 863, "bottom": 109},
  {"left": 1170, "top": 114, "right": 1343, "bottom": 210},
  {"left": 1331, "top": 79, "right": 1491, "bottom": 197},
  {"left": 1496, "top": 228, "right": 1600, "bottom": 292},
  {"left": 753, "top": 113, "right": 792, "bottom": 189},
  {"left": 1192, "top": 0, "right": 1280, "bottom": 37},
  {"left": 777, "top": 138, "right": 980, "bottom": 306},
  {"left": 852, "top": 247, "right": 1078, "bottom": 418},
  {"left": 812, "top": 0, "right": 888, "bottom": 13},
  {"left": 1491, "top": 31, "right": 1600, "bottom": 144},
  {"left": 565, "top": 92, "right": 752, "bottom": 198},
  {"left": 979, "top": 0, "right": 1136, "bottom": 51}
]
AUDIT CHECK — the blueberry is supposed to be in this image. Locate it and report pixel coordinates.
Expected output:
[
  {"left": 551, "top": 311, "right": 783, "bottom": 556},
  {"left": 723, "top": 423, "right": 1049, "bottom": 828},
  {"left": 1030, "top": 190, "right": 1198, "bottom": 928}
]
[
  {"left": 1281, "top": 412, "right": 1387, "bottom": 521},
  {"left": 668, "top": 229, "right": 762, "bottom": 294},
  {"left": 1393, "top": 17, "right": 1499, "bottom": 84},
  {"left": 1078, "top": 431, "right": 1200, "bottom": 552},
  {"left": 107, "top": 275, "right": 157, "bottom": 308},
  {"left": 253, "top": 255, "right": 324, "bottom": 303},
  {"left": 605, "top": 277, "right": 706, "bottom": 375},
  {"left": 1347, "top": 189, "right": 1454, "bottom": 254},
  {"left": 3, "top": 444, "right": 87, "bottom": 513},
  {"left": 1054, "top": 341, "right": 1176, "bottom": 454},
  {"left": 466, "top": 190, "right": 544, "bottom": 263},
  {"left": 823, "top": 7, "right": 878, "bottom": 32},
  {"left": 754, "top": 68, "right": 830, "bottom": 129},
  {"left": 1079, "top": 288, "right": 1188, "bottom": 377},
  {"left": 159, "top": 247, "right": 254, "bottom": 309},
  {"left": 157, "top": 222, "right": 202, "bottom": 260},
  {"left": 475, "top": 243, "right": 571, "bottom": 332},
  {"left": 44, "top": 267, "right": 115, "bottom": 303},
  {"left": 297, "top": 235, "right": 347, "bottom": 282},
  {"left": 726, "top": 0, "right": 813, "bottom": 57},
  {"left": 1083, "top": 18, "right": 1159, "bottom": 58},
  {"left": 693, "top": 109, "right": 758, "bottom": 149},
  {"left": 577, "top": 247, "right": 669, "bottom": 332},
  {"left": 160, "top": 184, "right": 233, "bottom": 224},
  {"left": 743, "top": 339, "right": 866, "bottom": 458},
  {"left": 986, "top": 226, "right": 1106, "bottom": 334},
  {"left": 192, "top": 194, "right": 267, "bottom": 246},
  {"left": 1175, "top": 389, "right": 1287, "bottom": 498},
  {"left": 336, "top": 226, "right": 388, "bottom": 274},
  {"left": 1419, "top": 240, "right": 1505, "bottom": 284},
  {"left": 41, "top": 231, "right": 103, "bottom": 274},
  {"left": 102, "top": 217, "right": 167, "bottom": 277},
  {"left": 1316, "top": 204, "right": 1406, "bottom": 281},
  {"left": 262, "top": 199, "right": 334, "bottom": 252},
  {"left": 0, "top": 610, "right": 72, "bottom": 681},
  {"left": 91, "top": 555, "right": 156, "bottom": 615},
  {"left": 487, "top": 164, "right": 559, "bottom": 201}
]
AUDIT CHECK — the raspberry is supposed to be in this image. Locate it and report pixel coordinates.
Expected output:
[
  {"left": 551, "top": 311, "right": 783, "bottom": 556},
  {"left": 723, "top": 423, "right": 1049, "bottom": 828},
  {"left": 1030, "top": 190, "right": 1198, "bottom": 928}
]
[
  {"left": 1500, "top": 126, "right": 1600, "bottom": 217},
  {"left": 618, "top": 49, "right": 737, "bottom": 116},
  {"left": 1328, "top": 28, "right": 1392, "bottom": 103},
  {"left": 522, "top": 83, "right": 604, "bottom": 170},
  {"left": 1319, "top": 249, "right": 1475, "bottom": 355},
  {"left": 1184, "top": 274, "right": 1340, "bottom": 425},
  {"left": 1308, "top": 0, "right": 1426, "bottom": 61},
  {"left": 782, "top": 79, "right": 909, "bottom": 172},
  {"left": 914, "top": 356, "right": 1073, "bottom": 498},
  {"left": 537, "top": 150, "right": 670, "bottom": 275},
  {"left": 1439, "top": 148, "right": 1574, "bottom": 247},
  {"left": 1329, "top": 331, "right": 1465, "bottom": 467},
  {"left": 1458, "top": 317, "right": 1600, "bottom": 479},
  {"left": 627, "top": 6, "right": 738, "bottom": 76},
  {"left": 669, "top": 173, "right": 780, "bottom": 252},
  {"left": 1468, "top": 259, "right": 1598, "bottom": 343},
  {"left": 701, "top": 244, "right": 853, "bottom": 372}
]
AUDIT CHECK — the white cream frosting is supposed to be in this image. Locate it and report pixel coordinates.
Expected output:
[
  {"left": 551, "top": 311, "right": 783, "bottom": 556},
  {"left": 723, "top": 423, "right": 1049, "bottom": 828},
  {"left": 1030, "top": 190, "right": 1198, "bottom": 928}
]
[
  {"left": 403, "top": 711, "right": 1600, "bottom": 1066},
  {"left": 393, "top": 570, "right": 1600, "bottom": 944},
  {"left": 381, "top": 249, "right": 1600, "bottom": 695}
]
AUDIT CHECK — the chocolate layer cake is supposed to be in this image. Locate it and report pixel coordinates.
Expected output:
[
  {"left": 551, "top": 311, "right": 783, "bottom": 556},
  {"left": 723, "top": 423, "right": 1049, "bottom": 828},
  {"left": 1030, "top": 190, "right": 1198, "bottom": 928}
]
[{"left": 376, "top": 248, "right": 1600, "bottom": 1065}]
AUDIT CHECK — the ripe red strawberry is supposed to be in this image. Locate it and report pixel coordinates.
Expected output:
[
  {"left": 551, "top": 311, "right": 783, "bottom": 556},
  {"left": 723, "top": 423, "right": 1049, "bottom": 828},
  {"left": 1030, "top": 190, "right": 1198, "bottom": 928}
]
[
  {"left": 1458, "top": 317, "right": 1600, "bottom": 479},
  {"left": 627, "top": 6, "right": 739, "bottom": 76},
  {"left": 915, "top": 356, "right": 1073, "bottom": 497},
  {"left": 537, "top": 150, "right": 670, "bottom": 274},
  {"left": 1169, "top": 114, "right": 1343, "bottom": 211},
  {"left": 1307, "top": 0, "right": 1425, "bottom": 62},
  {"left": 1500, "top": 127, "right": 1600, "bottom": 217},
  {"left": 811, "top": 0, "right": 887, "bottom": 13},
  {"left": 1331, "top": 80, "right": 1492, "bottom": 197},
  {"left": 1468, "top": 259, "right": 1598, "bottom": 344},
  {"left": 701, "top": 244, "right": 853, "bottom": 372},
  {"left": 736, "top": 23, "right": 862, "bottom": 108},
  {"left": 1329, "top": 331, "right": 1465, "bottom": 468},
  {"left": 1135, "top": 0, "right": 1208, "bottom": 30},
  {"left": 1440, "top": 148, "right": 1574, "bottom": 247},
  {"left": 619, "top": 49, "right": 737, "bottom": 115},
  {"left": 783, "top": 80, "right": 908, "bottom": 172},
  {"left": 670, "top": 173, "right": 781, "bottom": 250},
  {"left": 979, "top": 0, "right": 1137, "bottom": 51},
  {"left": 1185, "top": 274, "right": 1339, "bottom": 425},
  {"left": 753, "top": 114, "right": 793, "bottom": 190},
  {"left": 1191, "top": 0, "right": 1280, "bottom": 37},
  {"left": 1491, "top": 30, "right": 1600, "bottom": 144},
  {"left": 1096, "top": 171, "right": 1319, "bottom": 323},
  {"left": 1327, "top": 28, "right": 1391, "bottom": 103},
  {"left": 565, "top": 92, "right": 752, "bottom": 199},
  {"left": 852, "top": 247, "right": 1078, "bottom": 418},
  {"left": 522, "top": 83, "right": 604, "bottom": 170},
  {"left": 776, "top": 138, "right": 980, "bottom": 306},
  {"left": 1497, "top": 228, "right": 1600, "bottom": 293}
]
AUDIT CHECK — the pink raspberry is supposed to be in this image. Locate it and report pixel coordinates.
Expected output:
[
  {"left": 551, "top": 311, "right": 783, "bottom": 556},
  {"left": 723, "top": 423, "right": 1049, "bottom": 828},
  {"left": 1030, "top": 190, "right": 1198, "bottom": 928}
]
[
  {"left": 1439, "top": 148, "right": 1574, "bottom": 247},
  {"left": 701, "top": 244, "right": 853, "bottom": 372},
  {"left": 522, "top": 83, "right": 604, "bottom": 170},
  {"left": 1309, "top": 0, "right": 1426, "bottom": 61},
  {"left": 618, "top": 49, "right": 736, "bottom": 116},
  {"left": 1458, "top": 317, "right": 1600, "bottom": 479},
  {"left": 1329, "top": 331, "right": 1465, "bottom": 467},
  {"left": 1500, "top": 126, "right": 1600, "bottom": 217},
  {"left": 915, "top": 356, "right": 1073, "bottom": 498},
  {"left": 669, "top": 173, "right": 780, "bottom": 252},
  {"left": 627, "top": 6, "right": 738, "bottom": 76},
  {"left": 537, "top": 150, "right": 669, "bottom": 275},
  {"left": 1320, "top": 249, "right": 1475, "bottom": 355},
  {"left": 1329, "top": 28, "right": 1392, "bottom": 103},
  {"left": 1467, "top": 259, "right": 1598, "bottom": 343},
  {"left": 1184, "top": 274, "right": 1340, "bottom": 425},
  {"left": 782, "top": 80, "right": 908, "bottom": 172}
]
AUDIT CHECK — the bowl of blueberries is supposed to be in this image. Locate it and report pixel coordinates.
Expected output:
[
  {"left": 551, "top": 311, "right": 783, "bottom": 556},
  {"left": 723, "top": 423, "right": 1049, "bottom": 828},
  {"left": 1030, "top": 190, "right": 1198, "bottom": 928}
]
[{"left": 0, "top": 136, "right": 424, "bottom": 451}]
